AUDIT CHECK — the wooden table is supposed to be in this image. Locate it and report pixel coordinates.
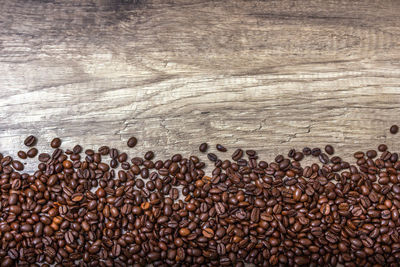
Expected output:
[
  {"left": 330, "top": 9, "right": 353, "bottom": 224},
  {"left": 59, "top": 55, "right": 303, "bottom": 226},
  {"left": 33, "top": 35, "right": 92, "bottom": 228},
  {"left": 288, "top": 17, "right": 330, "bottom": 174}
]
[{"left": 1, "top": 0, "right": 400, "bottom": 170}]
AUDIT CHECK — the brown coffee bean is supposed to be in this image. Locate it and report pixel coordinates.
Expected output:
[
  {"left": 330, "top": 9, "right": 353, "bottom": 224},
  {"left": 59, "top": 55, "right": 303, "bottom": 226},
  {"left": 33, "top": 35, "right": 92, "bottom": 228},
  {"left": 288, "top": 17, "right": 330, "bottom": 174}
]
[
  {"left": 179, "top": 228, "right": 190, "bottom": 236},
  {"left": 202, "top": 228, "right": 214, "bottom": 238},
  {"left": 378, "top": 144, "right": 388, "bottom": 152},
  {"left": 207, "top": 153, "right": 218, "bottom": 162},
  {"left": 216, "top": 144, "right": 227, "bottom": 152},
  {"left": 26, "top": 147, "right": 38, "bottom": 158},
  {"left": 390, "top": 124, "right": 399, "bottom": 134},
  {"left": 11, "top": 160, "right": 24, "bottom": 171},
  {"left": 17, "top": 150, "right": 27, "bottom": 159},
  {"left": 127, "top": 136, "right": 137, "bottom": 148},
  {"left": 24, "top": 135, "right": 37, "bottom": 147},
  {"left": 51, "top": 137, "right": 61, "bottom": 148},
  {"left": 320, "top": 203, "right": 330, "bottom": 215},
  {"left": 325, "top": 145, "right": 334, "bottom": 155}
]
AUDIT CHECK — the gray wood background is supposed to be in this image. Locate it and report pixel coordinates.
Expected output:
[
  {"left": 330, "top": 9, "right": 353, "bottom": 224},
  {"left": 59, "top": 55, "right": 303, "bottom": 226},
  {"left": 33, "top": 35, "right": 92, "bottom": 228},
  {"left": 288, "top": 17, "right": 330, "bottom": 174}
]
[{"left": 1, "top": 0, "right": 400, "bottom": 169}]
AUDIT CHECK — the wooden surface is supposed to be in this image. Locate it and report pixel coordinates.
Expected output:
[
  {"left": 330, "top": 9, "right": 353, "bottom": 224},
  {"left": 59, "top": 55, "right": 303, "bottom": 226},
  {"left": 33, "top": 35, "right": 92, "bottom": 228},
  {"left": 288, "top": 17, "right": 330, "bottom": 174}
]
[{"left": 1, "top": 0, "right": 400, "bottom": 169}]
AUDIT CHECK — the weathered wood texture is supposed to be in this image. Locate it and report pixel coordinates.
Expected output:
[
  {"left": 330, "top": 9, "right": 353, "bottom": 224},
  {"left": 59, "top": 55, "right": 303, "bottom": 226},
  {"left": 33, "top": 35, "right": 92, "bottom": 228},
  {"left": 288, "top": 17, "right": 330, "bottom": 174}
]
[{"left": 1, "top": 0, "right": 400, "bottom": 169}]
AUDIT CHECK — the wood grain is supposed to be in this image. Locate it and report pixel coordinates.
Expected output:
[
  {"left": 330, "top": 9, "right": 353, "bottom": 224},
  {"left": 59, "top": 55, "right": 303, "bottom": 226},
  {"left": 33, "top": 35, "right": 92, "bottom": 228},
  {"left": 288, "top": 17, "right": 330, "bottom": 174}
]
[{"left": 1, "top": 0, "right": 400, "bottom": 171}]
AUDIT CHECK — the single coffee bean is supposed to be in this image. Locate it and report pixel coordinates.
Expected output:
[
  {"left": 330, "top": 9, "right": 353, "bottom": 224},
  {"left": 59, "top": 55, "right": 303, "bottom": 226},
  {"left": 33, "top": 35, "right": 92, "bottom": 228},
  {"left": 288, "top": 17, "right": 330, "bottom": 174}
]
[
  {"left": 17, "top": 150, "right": 27, "bottom": 159},
  {"left": 127, "top": 136, "right": 138, "bottom": 148},
  {"left": 26, "top": 147, "right": 38, "bottom": 158},
  {"left": 199, "top": 143, "right": 208, "bottom": 152},
  {"left": 390, "top": 124, "right": 399, "bottom": 134},
  {"left": 207, "top": 153, "right": 218, "bottom": 162},
  {"left": 24, "top": 135, "right": 37, "bottom": 147},
  {"left": 202, "top": 228, "right": 214, "bottom": 238},
  {"left": 378, "top": 144, "right": 388, "bottom": 152},
  {"left": 38, "top": 153, "right": 51, "bottom": 162},
  {"left": 302, "top": 147, "right": 311, "bottom": 155},
  {"left": 311, "top": 148, "right": 321, "bottom": 156},
  {"left": 319, "top": 153, "right": 329, "bottom": 164},
  {"left": 325, "top": 145, "right": 334, "bottom": 155},
  {"left": 73, "top": 144, "right": 83, "bottom": 154},
  {"left": 11, "top": 160, "right": 24, "bottom": 171},
  {"left": 51, "top": 138, "right": 62, "bottom": 148},
  {"left": 144, "top": 151, "right": 154, "bottom": 160},
  {"left": 216, "top": 144, "right": 227, "bottom": 152}
]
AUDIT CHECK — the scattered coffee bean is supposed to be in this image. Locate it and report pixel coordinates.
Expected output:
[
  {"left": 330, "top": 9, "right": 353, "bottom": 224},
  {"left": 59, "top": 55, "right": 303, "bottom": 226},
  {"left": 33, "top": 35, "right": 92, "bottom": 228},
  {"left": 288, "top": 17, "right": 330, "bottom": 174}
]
[
  {"left": 207, "top": 153, "right": 217, "bottom": 162},
  {"left": 127, "top": 136, "right": 138, "bottom": 148},
  {"left": 199, "top": 142, "right": 208, "bottom": 152},
  {"left": 50, "top": 137, "right": 61, "bottom": 148},
  {"left": 26, "top": 147, "right": 38, "bottom": 158},
  {"left": 17, "top": 150, "right": 27, "bottom": 159},
  {"left": 325, "top": 144, "right": 334, "bottom": 155},
  {"left": 24, "top": 135, "right": 36, "bottom": 147},
  {"left": 390, "top": 124, "right": 399, "bottom": 134},
  {"left": 216, "top": 144, "right": 227, "bottom": 152}
]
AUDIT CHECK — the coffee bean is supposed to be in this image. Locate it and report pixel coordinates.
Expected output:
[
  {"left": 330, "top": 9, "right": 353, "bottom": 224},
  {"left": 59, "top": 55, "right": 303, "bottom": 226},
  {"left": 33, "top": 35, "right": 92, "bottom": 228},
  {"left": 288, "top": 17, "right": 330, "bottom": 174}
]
[
  {"left": 390, "top": 124, "right": 399, "bottom": 134},
  {"left": 17, "top": 150, "right": 27, "bottom": 159},
  {"left": 26, "top": 147, "right": 38, "bottom": 158},
  {"left": 11, "top": 160, "right": 24, "bottom": 171},
  {"left": 231, "top": 148, "right": 243, "bottom": 161},
  {"left": 199, "top": 142, "right": 208, "bottom": 152},
  {"left": 8, "top": 248, "right": 18, "bottom": 260},
  {"left": 216, "top": 144, "right": 227, "bottom": 152},
  {"left": 217, "top": 243, "right": 226, "bottom": 255},
  {"left": 24, "top": 135, "right": 37, "bottom": 147},
  {"left": 127, "top": 136, "right": 137, "bottom": 148},
  {"left": 319, "top": 153, "right": 329, "bottom": 164},
  {"left": 38, "top": 153, "right": 50, "bottom": 162},
  {"left": 311, "top": 147, "right": 321, "bottom": 156},
  {"left": 202, "top": 228, "right": 214, "bottom": 238},
  {"left": 207, "top": 153, "right": 218, "bottom": 162},
  {"left": 144, "top": 151, "right": 154, "bottom": 160},
  {"left": 325, "top": 145, "right": 334, "bottom": 155},
  {"left": 378, "top": 144, "right": 388, "bottom": 152},
  {"left": 302, "top": 147, "right": 311, "bottom": 155},
  {"left": 179, "top": 228, "right": 190, "bottom": 236},
  {"left": 50, "top": 137, "right": 61, "bottom": 148},
  {"left": 320, "top": 203, "right": 330, "bottom": 215}
]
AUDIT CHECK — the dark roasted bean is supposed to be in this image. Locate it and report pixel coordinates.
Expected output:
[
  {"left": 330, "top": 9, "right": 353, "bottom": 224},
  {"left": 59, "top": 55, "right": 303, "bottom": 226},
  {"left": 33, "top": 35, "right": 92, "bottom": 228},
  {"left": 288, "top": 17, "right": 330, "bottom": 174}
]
[
  {"left": 390, "top": 124, "right": 399, "bottom": 134},
  {"left": 216, "top": 144, "right": 227, "bottom": 152},
  {"left": 24, "top": 135, "right": 37, "bottom": 147},
  {"left": 51, "top": 137, "right": 62, "bottom": 148},
  {"left": 127, "top": 136, "right": 138, "bottom": 148},
  {"left": 325, "top": 144, "right": 334, "bottom": 155},
  {"left": 199, "top": 142, "right": 208, "bottom": 152}
]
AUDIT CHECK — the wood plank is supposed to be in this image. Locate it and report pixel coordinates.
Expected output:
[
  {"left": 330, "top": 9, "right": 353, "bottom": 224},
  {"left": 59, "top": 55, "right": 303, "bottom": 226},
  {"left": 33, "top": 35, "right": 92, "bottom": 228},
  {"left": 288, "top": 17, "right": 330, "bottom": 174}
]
[{"left": 1, "top": 0, "right": 400, "bottom": 170}]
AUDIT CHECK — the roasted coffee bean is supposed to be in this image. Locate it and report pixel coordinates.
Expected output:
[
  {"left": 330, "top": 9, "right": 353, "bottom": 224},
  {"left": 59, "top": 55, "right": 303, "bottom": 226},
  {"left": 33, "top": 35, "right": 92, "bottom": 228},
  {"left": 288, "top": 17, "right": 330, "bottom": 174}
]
[
  {"left": 127, "top": 136, "right": 138, "bottom": 148},
  {"left": 319, "top": 153, "right": 329, "bottom": 164},
  {"left": 199, "top": 143, "right": 208, "bottom": 152},
  {"left": 24, "top": 135, "right": 37, "bottom": 147},
  {"left": 11, "top": 160, "right": 24, "bottom": 171},
  {"left": 303, "top": 147, "right": 311, "bottom": 155},
  {"left": 378, "top": 144, "right": 388, "bottom": 152},
  {"left": 17, "top": 151, "right": 27, "bottom": 159},
  {"left": 311, "top": 147, "right": 321, "bottom": 156},
  {"left": 325, "top": 145, "right": 334, "bottom": 155},
  {"left": 144, "top": 151, "right": 154, "bottom": 160},
  {"left": 38, "top": 153, "right": 50, "bottom": 162},
  {"left": 27, "top": 147, "right": 38, "bottom": 158},
  {"left": 51, "top": 138, "right": 62, "bottom": 148},
  {"left": 207, "top": 153, "right": 218, "bottom": 162},
  {"left": 216, "top": 144, "right": 227, "bottom": 152},
  {"left": 390, "top": 124, "right": 399, "bottom": 134}
]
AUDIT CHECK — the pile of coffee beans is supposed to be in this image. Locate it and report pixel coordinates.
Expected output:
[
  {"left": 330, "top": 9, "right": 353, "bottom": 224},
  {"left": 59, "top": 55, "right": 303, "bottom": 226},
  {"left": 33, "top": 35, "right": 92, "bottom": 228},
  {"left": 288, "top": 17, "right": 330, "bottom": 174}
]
[{"left": 1, "top": 126, "right": 400, "bottom": 267}]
